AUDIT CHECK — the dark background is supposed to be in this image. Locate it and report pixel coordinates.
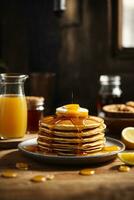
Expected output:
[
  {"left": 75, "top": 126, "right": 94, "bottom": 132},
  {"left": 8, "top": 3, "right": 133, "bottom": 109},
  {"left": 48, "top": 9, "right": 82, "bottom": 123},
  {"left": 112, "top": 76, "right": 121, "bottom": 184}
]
[{"left": 0, "top": 0, "right": 134, "bottom": 114}]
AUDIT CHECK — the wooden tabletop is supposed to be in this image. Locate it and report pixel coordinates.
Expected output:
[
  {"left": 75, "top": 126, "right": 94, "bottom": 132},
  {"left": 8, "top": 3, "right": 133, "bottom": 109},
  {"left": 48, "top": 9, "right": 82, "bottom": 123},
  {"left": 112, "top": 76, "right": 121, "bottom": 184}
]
[{"left": 0, "top": 135, "right": 134, "bottom": 200}]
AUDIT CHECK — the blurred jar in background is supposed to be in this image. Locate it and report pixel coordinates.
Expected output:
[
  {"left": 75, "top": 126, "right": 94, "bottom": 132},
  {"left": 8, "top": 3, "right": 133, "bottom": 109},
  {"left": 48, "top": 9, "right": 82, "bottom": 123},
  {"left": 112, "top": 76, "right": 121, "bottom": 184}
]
[
  {"left": 97, "top": 75, "right": 122, "bottom": 117},
  {"left": 26, "top": 96, "right": 44, "bottom": 133}
]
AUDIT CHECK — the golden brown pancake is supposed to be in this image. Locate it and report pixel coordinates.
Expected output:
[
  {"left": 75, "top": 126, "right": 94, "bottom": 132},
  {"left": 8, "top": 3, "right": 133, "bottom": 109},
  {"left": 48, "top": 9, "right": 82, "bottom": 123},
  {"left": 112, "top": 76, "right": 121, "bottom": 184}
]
[
  {"left": 40, "top": 115, "right": 104, "bottom": 131},
  {"left": 37, "top": 138, "right": 105, "bottom": 150},
  {"left": 38, "top": 133, "right": 105, "bottom": 144},
  {"left": 39, "top": 124, "right": 106, "bottom": 138},
  {"left": 38, "top": 144, "right": 104, "bottom": 156}
]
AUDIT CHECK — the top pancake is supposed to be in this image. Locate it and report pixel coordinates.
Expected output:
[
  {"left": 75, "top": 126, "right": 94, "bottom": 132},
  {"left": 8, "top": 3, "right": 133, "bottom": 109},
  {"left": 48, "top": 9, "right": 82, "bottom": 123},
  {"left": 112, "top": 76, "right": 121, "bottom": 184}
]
[{"left": 40, "top": 115, "right": 104, "bottom": 131}]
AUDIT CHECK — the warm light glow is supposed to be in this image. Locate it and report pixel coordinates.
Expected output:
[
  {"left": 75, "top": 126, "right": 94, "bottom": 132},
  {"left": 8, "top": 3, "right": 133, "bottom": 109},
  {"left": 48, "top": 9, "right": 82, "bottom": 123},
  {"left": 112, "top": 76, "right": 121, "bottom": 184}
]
[{"left": 122, "top": 0, "right": 134, "bottom": 47}]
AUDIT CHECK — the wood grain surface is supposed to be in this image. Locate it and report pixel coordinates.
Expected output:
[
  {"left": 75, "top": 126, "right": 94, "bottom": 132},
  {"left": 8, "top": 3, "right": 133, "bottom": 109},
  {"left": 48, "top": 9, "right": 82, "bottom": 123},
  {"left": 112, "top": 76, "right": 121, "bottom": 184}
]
[{"left": 0, "top": 138, "right": 134, "bottom": 200}]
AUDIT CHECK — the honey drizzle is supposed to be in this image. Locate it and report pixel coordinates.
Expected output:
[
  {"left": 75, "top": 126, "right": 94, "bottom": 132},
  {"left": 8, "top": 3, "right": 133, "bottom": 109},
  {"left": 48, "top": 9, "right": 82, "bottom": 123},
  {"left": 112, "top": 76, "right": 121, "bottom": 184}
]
[
  {"left": 71, "top": 91, "right": 74, "bottom": 103},
  {"left": 69, "top": 117, "right": 85, "bottom": 155}
]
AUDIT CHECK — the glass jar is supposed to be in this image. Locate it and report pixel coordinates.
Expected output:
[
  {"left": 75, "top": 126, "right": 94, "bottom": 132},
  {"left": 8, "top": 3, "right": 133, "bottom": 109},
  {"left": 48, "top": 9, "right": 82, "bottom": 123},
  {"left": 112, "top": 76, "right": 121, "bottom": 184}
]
[
  {"left": 97, "top": 75, "right": 122, "bottom": 116},
  {"left": 26, "top": 96, "right": 44, "bottom": 133},
  {"left": 0, "top": 73, "right": 28, "bottom": 139}
]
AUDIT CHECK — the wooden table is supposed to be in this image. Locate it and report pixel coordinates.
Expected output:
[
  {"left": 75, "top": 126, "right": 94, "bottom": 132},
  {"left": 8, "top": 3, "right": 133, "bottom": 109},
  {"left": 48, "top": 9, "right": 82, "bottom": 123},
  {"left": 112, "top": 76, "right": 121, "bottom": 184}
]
[{"left": 0, "top": 136, "right": 134, "bottom": 200}]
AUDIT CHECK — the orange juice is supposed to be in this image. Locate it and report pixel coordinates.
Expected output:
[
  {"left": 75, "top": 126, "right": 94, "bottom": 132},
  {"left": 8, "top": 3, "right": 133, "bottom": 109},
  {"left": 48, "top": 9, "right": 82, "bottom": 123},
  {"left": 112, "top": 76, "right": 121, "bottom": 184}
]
[{"left": 0, "top": 95, "right": 27, "bottom": 139}]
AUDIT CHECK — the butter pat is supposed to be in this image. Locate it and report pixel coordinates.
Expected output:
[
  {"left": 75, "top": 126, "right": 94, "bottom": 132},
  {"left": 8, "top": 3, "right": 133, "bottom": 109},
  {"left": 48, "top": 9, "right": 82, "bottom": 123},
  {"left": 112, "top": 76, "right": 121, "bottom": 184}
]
[{"left": 56, "top": 104, "right": 89, "bottom": 118}]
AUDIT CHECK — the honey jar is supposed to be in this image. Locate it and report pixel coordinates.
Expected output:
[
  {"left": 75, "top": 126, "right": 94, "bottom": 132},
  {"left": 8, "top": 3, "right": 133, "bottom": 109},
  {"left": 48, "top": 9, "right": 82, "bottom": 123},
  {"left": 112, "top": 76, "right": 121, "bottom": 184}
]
[
  {"left": 26, "top": 96, "right": 44, "bottom": 133},
  {"left": 97, "top": 75, "right": 122, "bottom": 117}
]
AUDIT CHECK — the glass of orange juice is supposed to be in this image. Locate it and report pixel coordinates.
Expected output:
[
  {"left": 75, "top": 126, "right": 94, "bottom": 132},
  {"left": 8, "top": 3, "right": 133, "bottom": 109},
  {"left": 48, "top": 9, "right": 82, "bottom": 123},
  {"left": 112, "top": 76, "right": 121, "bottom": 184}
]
[{"left": 0, "top": 73, "right": 28, "bottom": 139}]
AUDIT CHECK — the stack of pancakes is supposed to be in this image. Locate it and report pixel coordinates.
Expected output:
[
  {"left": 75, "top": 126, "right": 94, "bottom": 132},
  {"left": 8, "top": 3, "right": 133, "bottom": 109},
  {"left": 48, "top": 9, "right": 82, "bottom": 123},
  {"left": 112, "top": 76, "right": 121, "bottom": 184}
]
[{"left": 38, "top": 104, "right": 106, "bottom": 156}]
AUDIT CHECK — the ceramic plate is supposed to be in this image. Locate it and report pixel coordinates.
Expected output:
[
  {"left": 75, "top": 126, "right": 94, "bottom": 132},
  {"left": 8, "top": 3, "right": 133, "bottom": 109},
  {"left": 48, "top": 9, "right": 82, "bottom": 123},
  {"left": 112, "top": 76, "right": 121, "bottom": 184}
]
[{"left": 18, "top": 137, "right": 125, "bottom": 165}]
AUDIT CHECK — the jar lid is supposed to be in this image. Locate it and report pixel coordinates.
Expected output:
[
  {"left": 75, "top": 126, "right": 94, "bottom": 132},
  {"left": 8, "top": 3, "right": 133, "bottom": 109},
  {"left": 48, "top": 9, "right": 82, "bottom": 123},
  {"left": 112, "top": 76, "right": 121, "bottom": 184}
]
[
  {"left": 100, "top": 75, "right": 121, "bottom": 85},
  {"left": 26, "top": 96, "right": 44, "bottom": 108}
]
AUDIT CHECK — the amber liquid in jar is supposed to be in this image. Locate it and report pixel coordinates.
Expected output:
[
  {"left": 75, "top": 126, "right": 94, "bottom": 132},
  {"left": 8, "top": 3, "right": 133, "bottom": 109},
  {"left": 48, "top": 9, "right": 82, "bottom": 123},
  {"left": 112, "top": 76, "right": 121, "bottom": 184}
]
[
  {"left": 26, "top": 96, "right": 44, "bottom": 133},
  {"left": 27, "top": 109, "right": 43, "bottom": 132},
  {"left": 97, "top": 75, "right": 122, "bottom": 116}
]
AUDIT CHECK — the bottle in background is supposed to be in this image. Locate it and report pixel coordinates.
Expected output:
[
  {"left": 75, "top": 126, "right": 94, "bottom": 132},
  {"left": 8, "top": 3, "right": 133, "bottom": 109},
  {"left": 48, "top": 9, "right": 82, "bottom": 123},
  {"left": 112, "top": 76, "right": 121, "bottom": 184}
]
[{"left": 97, "top": 75, "right": 122, "bottom": 117}]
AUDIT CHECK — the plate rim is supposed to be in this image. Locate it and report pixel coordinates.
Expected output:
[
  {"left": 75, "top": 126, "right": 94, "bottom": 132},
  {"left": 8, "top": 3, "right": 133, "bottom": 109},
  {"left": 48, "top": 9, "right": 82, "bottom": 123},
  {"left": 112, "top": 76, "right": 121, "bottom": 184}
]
[{"left": 18, "top": 136, "right": 125, "bottom": 160}]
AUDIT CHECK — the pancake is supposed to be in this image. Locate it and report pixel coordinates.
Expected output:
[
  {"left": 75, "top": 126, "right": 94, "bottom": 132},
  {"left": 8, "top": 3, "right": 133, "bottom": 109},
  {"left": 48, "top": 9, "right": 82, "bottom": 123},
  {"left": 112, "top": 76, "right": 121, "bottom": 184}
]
[
  {"left": 40, "top": 145, "right": 103, "bottom": 156},
  {"left": 38, "top": 145, "right": 103, "bottom": 156},
  {"left": 39, "top": 124, "right": 106, "bottom": 138},
  {"left": 37, "top": 138, "right": 105, "bottom": 150},
  {"left": 38, "top": 143, "right": 104, "bottom": 152},
  {"left": 57, "top": 148, "right": 103, "bottom": 156},
  {"left": 38, "top": 133, "right": 105, "bottom": 144},
  {"left": 40, "top": 115, "right": 104, "bottom": 131}
]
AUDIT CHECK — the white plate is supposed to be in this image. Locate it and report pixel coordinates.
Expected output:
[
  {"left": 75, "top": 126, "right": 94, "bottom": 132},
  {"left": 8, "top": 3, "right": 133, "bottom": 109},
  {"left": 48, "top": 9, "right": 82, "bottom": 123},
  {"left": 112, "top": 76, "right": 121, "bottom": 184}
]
[{"left": 18, "top": 137, "right": 125, "bottom": 165}]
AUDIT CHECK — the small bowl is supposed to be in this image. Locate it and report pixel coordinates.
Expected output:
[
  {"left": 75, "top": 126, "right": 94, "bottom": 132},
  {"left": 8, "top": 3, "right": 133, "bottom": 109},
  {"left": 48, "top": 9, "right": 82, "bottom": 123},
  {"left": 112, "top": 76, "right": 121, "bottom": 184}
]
[
  {"left": 103, "top": 104, "right": 134, "bottom": 118},
  {"left": 102, "top": 104, "right": 134, "bottom": 139},
  {"left": 104, "top": 116, "right": 134, "bottom": 139}
]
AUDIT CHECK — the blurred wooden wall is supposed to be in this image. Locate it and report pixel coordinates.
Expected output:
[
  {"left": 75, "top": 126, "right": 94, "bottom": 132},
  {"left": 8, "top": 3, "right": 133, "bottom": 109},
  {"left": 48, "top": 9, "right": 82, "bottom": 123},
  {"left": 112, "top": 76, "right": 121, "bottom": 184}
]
[{"left": 0, "top": 0, "right": 134, "bottom": 114}]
